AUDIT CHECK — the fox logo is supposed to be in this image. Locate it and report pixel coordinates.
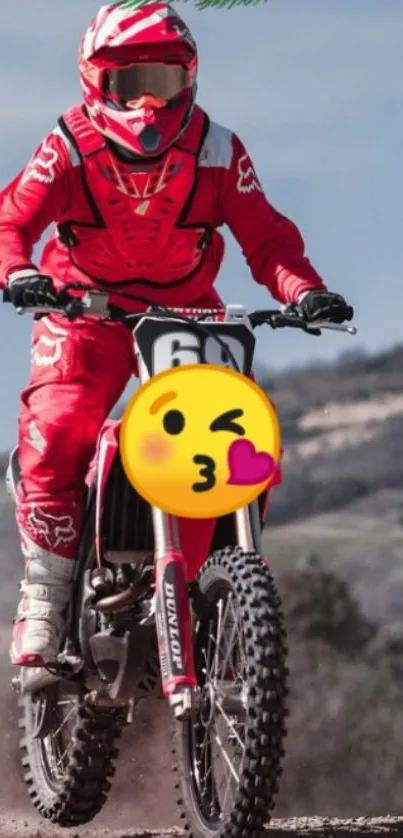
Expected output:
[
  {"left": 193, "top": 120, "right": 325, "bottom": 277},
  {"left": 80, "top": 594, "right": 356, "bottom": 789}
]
[
  {"left": 21, "top": 139, "right": 59, "bottom": 186},
  {"left": 31, "top": 334, "right": 66, "bottom": 368},
  {"left": 31, "top": 318, "right": 68, "bottom": 368},
  {"left": 27, "top": 509, "right": 76, "bottom": 550},
  {"left": 236, "top": 153, "right": 263, "bottom": 195}
]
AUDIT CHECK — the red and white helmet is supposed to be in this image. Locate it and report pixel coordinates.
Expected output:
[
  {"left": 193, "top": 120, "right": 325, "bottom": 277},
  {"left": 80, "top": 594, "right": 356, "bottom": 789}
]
[{"left": 79, "top": 2, "right": 198, "bottom": 157}]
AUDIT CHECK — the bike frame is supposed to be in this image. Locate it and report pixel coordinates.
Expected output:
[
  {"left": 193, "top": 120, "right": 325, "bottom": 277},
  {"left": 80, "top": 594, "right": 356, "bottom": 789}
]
[{"left": 89, "top": 305, "right": 266, "bottom": 718}]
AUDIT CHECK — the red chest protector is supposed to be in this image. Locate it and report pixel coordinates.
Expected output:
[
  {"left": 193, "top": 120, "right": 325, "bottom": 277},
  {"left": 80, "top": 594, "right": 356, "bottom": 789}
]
[{"left": 56, "top": 105, "right": 210, "bottom": 289}]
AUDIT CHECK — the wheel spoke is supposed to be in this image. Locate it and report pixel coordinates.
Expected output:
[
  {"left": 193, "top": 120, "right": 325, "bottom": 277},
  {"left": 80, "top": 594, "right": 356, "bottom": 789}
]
[
  {"left": 52, "top": 701, "right": 77, "bottom": 739},
  {"left": 212, "top": 730, "right": 240, "bottom": 784},
  {"left": 215, "top": 697, "right": 245, "bottom": 751},
  {"left": 194, "top": 590, "right": 247, "bottom": 817},
  {"left": 212, "top": 597, "right": 223, "bottom": 683}
]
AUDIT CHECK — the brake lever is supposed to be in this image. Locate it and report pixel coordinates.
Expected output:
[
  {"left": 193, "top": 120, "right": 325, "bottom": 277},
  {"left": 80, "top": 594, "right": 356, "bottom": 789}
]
[
  {"left": 306, "top": 320, "right": 357, "bottom": 335},
  {"left": 280, "top": 305, "right": 357, "bottom": 336}
]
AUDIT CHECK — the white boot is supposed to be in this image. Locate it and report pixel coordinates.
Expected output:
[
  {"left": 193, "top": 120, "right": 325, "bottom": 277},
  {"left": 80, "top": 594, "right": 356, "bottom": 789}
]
[{"left": 10, "top": 552, "right": 74, "bottom": 667}]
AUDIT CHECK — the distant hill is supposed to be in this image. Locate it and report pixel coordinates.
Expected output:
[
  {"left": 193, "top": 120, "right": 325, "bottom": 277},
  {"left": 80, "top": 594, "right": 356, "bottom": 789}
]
[
  {"left": 260, "top": 342, "right": 403, "bottom": 524},
  {"left": 257, "top": 341, "right": 403, "bottom": 631}
]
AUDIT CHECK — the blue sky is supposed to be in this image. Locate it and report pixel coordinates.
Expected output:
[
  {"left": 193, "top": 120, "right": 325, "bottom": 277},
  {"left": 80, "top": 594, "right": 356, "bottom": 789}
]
[{"left": 0, "top": 0, "right": 402, "bottom": 448}]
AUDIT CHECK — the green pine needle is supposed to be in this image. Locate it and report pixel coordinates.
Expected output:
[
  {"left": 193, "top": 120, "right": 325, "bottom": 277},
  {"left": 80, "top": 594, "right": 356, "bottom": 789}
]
[{"left": 113, "top": 0, "right": 267, "bottom": 9}]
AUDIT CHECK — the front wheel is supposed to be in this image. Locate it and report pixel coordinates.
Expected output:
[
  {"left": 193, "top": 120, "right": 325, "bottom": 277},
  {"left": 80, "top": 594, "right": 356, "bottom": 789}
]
[{"left": 173, "top": 547, "right": 289, "bottom": 838}]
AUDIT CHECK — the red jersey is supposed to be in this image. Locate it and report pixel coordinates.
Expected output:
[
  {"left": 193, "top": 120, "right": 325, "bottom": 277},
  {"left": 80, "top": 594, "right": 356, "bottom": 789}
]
[{"left": 0, "top": 104, "right": 325, "bottom": 310}]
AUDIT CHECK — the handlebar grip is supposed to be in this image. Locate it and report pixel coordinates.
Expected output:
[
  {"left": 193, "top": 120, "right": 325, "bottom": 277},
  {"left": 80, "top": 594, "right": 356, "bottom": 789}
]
[{"left": 2, "top": 285, "right": 67, "bottom": 317}]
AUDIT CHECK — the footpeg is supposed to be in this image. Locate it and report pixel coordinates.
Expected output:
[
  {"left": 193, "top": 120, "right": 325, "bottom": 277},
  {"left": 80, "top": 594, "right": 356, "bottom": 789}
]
[{"left": 17, "top": 666, "right": 61, "bottom": 695}]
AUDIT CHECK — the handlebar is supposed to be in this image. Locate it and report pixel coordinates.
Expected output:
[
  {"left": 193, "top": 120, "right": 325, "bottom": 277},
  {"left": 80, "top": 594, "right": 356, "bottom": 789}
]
[
  {"left": 249, "top": 309, "right": 356, "bottom": 335},
  {"left": 2, "top": 284, "right": 357, "bottom": 336}
]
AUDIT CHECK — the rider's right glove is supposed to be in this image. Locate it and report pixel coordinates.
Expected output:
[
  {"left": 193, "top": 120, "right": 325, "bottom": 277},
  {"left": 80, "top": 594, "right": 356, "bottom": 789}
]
[{"left": 6, "top": 270, "right": 58, "bottom": 310}]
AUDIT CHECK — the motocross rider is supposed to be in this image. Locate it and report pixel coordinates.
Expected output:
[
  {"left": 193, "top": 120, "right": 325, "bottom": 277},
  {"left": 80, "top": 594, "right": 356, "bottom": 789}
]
[{"left": 0, "top": 1, "right": 353, "bottom": 667}]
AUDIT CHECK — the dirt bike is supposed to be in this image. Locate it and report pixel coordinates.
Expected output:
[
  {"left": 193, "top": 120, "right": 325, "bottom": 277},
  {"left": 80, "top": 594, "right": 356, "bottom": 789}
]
[{"left": 4, "top": 284, "right": 356, "bottom": 836}]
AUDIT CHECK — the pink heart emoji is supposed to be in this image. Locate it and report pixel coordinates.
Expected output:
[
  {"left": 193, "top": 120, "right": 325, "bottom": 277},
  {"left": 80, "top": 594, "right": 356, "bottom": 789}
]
[{"left": 226, "top": 438, "right": 276, "bottom": 486}]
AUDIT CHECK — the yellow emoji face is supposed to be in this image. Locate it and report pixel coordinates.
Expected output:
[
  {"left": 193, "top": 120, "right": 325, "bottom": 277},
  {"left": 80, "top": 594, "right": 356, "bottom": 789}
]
[{"left": 120, "top": 364, "right": 280, "bottom": 518}]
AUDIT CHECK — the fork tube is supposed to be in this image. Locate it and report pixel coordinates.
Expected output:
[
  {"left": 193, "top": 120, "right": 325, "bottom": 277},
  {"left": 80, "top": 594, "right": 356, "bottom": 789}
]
[
  {"left": 235, "top": 500, "right": 262, "bottom": 554},
  {"left": 152, "top": 507, "right": 179, "bottom": 558},
  {"left": 152, "top": 509, "right": 197, "bottom": 699}
]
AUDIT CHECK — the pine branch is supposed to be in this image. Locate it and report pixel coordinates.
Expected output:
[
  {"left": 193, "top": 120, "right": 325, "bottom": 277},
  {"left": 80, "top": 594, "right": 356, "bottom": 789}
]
[{"left": 112, "top": 0, "right": 267, "bottom": 9}]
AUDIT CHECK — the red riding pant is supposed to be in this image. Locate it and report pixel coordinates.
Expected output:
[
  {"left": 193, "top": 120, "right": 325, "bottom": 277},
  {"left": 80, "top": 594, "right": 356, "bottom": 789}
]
[{"left": 17, "top": 313, "right": 136, "bottom": 561}]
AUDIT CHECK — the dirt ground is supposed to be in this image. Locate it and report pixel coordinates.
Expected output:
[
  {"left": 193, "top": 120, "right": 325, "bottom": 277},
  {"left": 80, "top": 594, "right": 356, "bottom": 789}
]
[
  {"left": 1, "top": 818, "right": 403, "bottom": 838},
  {"left": 0, "top": 656, "right": 402, "bottom": 838}
]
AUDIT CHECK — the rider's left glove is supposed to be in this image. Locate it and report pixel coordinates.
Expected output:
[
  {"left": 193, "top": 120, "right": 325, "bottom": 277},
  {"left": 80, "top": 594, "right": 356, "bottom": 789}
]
[
  {"left": 296, "top": 289, "right": 354, "bottom": 324},
  {"left": 7, "top": 269, "right": 58, "bottom": 310}
]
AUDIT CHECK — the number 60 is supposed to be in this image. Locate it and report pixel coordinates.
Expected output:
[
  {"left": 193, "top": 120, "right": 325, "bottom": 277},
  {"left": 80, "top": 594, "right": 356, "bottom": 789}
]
[{"left": 152, "top": 331, "right": 244, "bottom": 374}]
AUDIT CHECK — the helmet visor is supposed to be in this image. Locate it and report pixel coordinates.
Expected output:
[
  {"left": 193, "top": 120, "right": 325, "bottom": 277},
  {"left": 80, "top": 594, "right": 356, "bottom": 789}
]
[{"left": 105, "top": 63, "right": 189, "bottom": 106}]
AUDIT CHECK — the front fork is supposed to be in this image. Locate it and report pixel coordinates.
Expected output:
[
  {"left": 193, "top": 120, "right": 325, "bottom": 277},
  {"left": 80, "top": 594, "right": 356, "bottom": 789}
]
[
  {"left": 152, "top": 500, "right": 262, "bottom": 720},
  {"left": 153, "top": 508, "right": 197, "bottom": 719}
]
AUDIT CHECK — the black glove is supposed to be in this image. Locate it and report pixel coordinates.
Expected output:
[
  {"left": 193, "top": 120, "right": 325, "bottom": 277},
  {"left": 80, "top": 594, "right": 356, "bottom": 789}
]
[
  {"left": 7, "top": 272, "right": 58, "bottom": 310},
  {"left": 296, "top": 289, "right": 354, "bottom": 324}
]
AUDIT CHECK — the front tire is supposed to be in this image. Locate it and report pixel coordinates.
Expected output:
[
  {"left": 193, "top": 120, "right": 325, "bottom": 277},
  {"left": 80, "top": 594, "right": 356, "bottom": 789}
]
[{"left": 173, "top": 547, "right": 289, "bottom": 838}]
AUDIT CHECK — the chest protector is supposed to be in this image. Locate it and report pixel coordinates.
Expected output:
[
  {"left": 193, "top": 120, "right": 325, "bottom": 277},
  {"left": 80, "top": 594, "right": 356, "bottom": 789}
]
[{"left": 56, "top": 105, "right": 210, "bottom": 288}]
